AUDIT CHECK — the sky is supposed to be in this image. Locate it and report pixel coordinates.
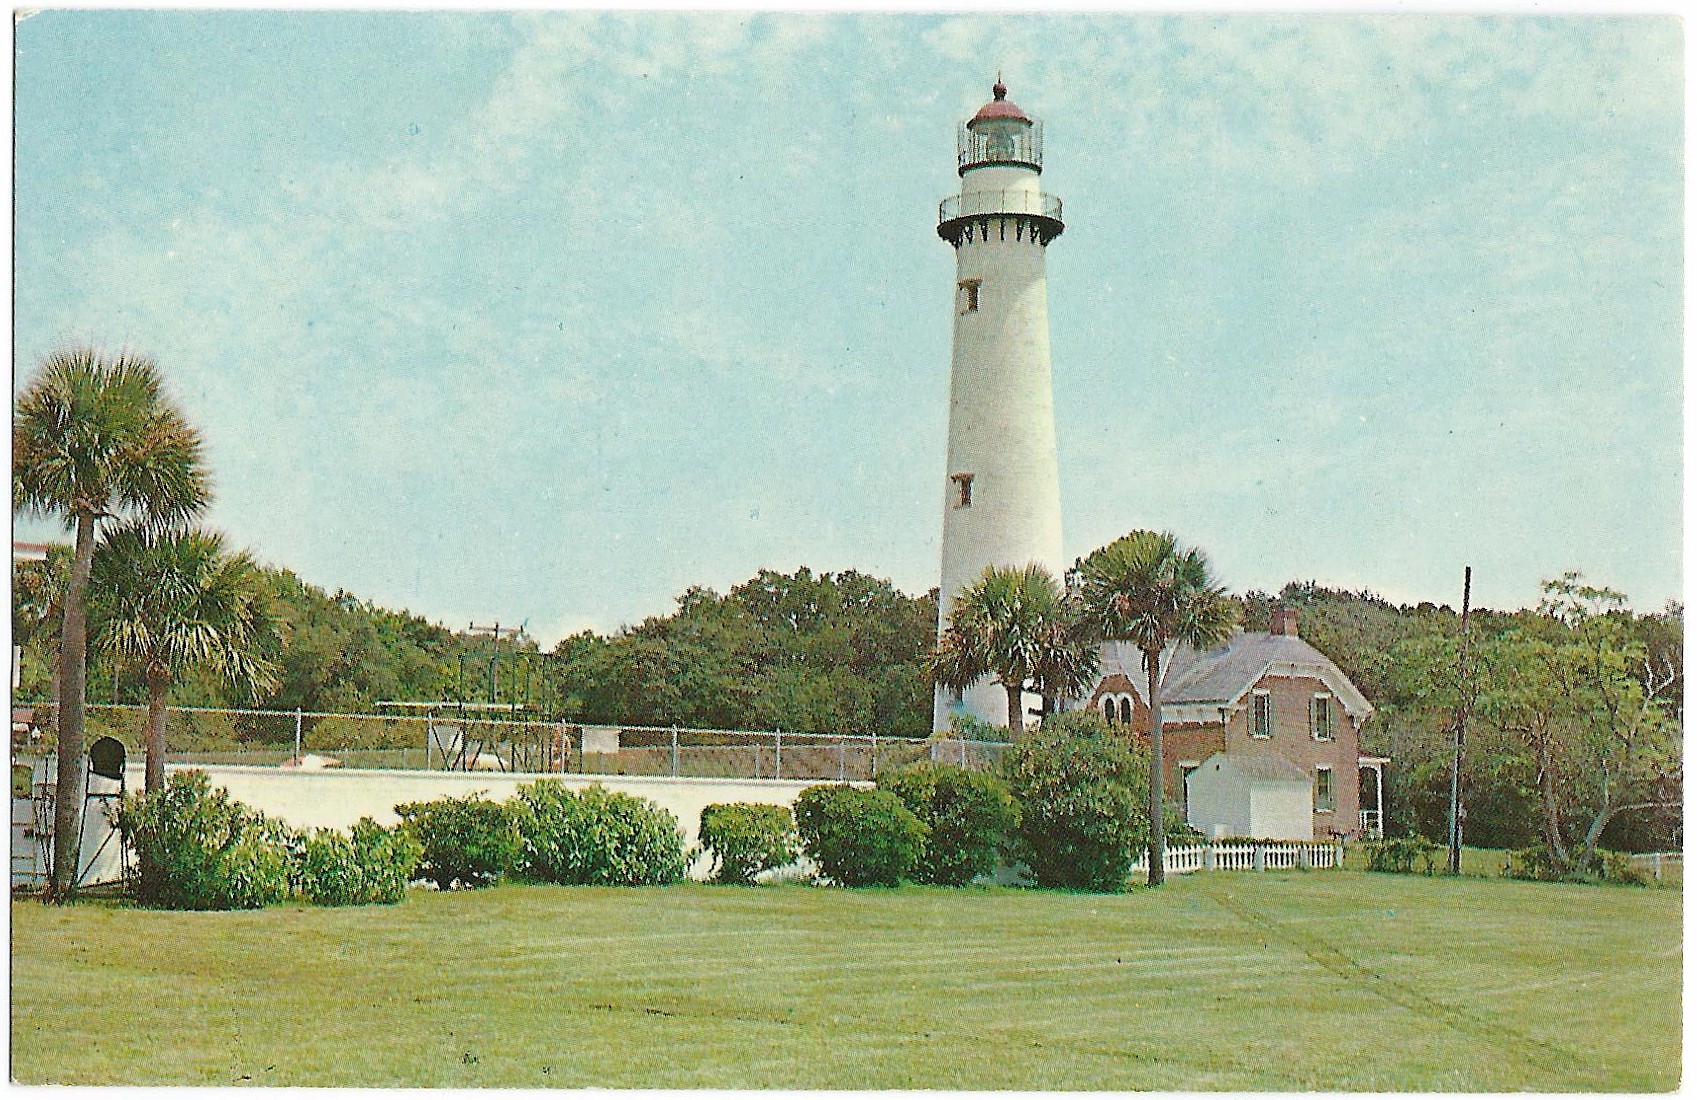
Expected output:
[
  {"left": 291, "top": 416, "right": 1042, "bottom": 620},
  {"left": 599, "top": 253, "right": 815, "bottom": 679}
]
[{"left": 12, "top": 13, "right": 1683, "bottom": 644}]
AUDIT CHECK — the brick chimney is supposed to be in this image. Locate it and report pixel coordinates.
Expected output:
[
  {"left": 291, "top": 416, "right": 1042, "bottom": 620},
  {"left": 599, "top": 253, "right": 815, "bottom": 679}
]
[{"left": 1269, "top": 606, "right": 1299, "bottom": 637}]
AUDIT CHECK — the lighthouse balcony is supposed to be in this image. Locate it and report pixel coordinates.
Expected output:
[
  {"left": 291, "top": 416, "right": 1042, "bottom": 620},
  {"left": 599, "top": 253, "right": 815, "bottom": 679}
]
[{"left": 938, "top": 190, "right": 1064, "bottom": 245}]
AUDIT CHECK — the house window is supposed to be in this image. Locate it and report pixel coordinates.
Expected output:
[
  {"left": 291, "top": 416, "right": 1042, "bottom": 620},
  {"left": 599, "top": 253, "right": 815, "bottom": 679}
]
[
  {"left": 1102, "top": 697, "right": 1115, "bottom": 722},
  {"left": 1315, "top": 766, "right": 1335, "bottom": 813},
  {"left": 1311, "top": 694, "right": 1335, "bottom": 741},
  {"left": 1250, "top": 690, "right": 1273, "bottom": 738},
  {"left": 1118, "top": 697, "right": 1133, "bottom": 725},
  {"left": 950, "top": 473, "right": 974, "bottom": 508},
  {"left": 958, "top": 279, "right": 981, "bottom": 314}
]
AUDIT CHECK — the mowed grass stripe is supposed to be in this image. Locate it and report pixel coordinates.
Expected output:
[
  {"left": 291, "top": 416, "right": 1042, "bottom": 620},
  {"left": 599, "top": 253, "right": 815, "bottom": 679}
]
[{"left": 12, "top": 873, "right": 1678, "bottom": 1089}]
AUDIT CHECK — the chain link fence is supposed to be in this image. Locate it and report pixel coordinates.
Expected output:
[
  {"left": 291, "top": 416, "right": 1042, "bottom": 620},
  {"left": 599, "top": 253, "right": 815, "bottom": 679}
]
[{"left": 12, "top": 703, "right": 1010, "bottom": 783}]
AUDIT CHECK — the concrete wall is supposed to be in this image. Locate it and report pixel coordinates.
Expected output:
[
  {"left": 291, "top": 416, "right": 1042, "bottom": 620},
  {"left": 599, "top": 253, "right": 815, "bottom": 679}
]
[{"left": 133, "top": 764, "right": 830, "bottom": 879}]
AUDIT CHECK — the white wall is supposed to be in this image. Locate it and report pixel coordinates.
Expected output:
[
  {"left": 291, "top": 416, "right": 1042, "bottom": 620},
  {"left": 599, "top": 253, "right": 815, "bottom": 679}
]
[
  {"left": 1186, "top": 758, "right": 1252, "bottom": 839},
  {"left": 1248, "top": 783, "right": 1314, "bottom": 842}
]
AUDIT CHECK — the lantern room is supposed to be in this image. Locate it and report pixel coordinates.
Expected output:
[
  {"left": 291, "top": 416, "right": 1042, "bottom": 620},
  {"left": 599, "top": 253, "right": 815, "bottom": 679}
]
[{"left": 957, "top": 79, "right": 1043, "bottom": 175}]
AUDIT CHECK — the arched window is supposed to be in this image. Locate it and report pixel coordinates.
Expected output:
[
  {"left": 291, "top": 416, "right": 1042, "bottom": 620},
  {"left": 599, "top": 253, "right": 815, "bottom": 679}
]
[
  {"left": 1119, "top": 697, "right": 1133, "bottom": 725},
  {"left": 1102, "top": 697, "right": 1116, "bottom": 722}
]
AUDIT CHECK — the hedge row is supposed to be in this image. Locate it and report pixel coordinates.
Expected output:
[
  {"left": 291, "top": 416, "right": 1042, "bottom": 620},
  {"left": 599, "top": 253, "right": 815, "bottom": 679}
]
[
  {"left": 119, "top": 713, "right": 1171, "bottom": 908},
  {"left": 118, "top": 771, "right": 422, "bottom": 910},
  {"left": 117, "top": 772, "right": 690, "bottom": 909}
]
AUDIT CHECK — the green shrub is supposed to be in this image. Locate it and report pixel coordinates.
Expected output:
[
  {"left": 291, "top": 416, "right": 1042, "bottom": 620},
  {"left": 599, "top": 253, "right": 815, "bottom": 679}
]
[
  {"left": 1001, "top": 712, "right": 1145, "bottom": 892},
  {"left": 1596, "top": 850, "right": 1650, "bottom": 887},
  {"left": 793, "top": 784, "right": 928, "bottom": 887},
  {"left": 1363, "top": 834, "right": 1439, "bottom": 875},
  {"left": 509, "top": 781, "right": 688, "bottom": 886},
  {"left": 394, "top": 793, "right": 520, "bottom": 890},
  {"left": 297, "top": 818, "right": 423, "bottom": 905},
  {"left": 879, "top": 763, "right": 1017, "bottom": 885},
  {"left": 1166, "top": 818, "right": 1208, "bottom": 847},
  {"left": 698, "top": 802, "right": 798, "bottom": 885},
  {"left": 1506, "top": 845, "right": 1649, "bottom": 886},
  {"left": 116, "top": 770, "right": 294, "bottom": 910},
  {"left": 948, "top": 712, "right": 1008, "bottom": 743}
]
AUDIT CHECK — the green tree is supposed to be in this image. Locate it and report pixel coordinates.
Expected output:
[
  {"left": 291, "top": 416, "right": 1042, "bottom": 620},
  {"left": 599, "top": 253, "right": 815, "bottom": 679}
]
[
  {"left": 932, "top": 563, "right": 1096, "bottom": 736},
  {"left": 1388, "top": 574, "right": 1682, "bottom": 867},
  {"left": 1073, "top": 531, "right": 1237, "bottom": 887},
  {"left": 549, "top": 567, "right": 936, "bottom": 737},
  {"left": 1479, "top": 578, "right": 1680, "bottom": 872},
  {"left": 12, "top": 544, "right": 71, "bottom": 723},
  {"left": 90, "top": 524, "right": 281, "bottom": 794},
  {"left": 13, "top": 347, "right": 210, "bottom": 899}
]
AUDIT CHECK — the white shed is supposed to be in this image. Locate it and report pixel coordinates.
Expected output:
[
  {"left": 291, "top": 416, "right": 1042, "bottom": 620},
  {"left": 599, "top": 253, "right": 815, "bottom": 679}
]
[{"left": 1185, "top": 753, "right": 1313, "bottom": 841}]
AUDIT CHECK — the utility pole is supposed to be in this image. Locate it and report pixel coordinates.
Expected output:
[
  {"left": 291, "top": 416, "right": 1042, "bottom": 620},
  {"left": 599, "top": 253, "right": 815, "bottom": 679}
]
[
  {"left": 468, "top": 622, "right": 521, "bottom": 703},
  {"left": 1446, "top": 566, "right": 1473, "bottom": 875}
]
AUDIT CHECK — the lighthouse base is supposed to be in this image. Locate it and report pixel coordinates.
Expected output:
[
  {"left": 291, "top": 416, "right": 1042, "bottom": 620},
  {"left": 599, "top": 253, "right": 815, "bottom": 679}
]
[{"left": 933, "top": 678, "right": 1044, "bottom": 739}]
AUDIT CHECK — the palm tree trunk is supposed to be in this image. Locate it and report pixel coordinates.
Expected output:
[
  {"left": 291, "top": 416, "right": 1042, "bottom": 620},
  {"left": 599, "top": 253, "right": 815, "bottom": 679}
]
[
  {"left": 48, "top": 511, "right": 96, "bottom": 901},
  {"left": 1146, "top": 648, "right": 1165, "bottom": 888},
  {"left": 1006, "top": 682, "right": 1024, "bottom": 738},
  {"left": 145, "top": 669, "right": 170, "bottom": 793}
]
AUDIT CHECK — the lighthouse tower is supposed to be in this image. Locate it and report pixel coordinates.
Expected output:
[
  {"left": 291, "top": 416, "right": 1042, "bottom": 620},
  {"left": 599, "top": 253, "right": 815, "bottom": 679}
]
[{"left": 933, "top": 80, "right": 1066, "bottom": 733}]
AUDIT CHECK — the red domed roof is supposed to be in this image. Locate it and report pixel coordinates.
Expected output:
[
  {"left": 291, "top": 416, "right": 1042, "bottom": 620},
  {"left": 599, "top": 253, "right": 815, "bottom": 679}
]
[{"left": 971, "top": 79, "right": 1031, "bottom": 124}]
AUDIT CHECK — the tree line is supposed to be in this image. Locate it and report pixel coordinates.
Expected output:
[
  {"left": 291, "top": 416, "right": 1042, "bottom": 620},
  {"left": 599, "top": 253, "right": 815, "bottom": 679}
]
[{"left": 14, "top": 346, "right": 1682, "bottom": 897}]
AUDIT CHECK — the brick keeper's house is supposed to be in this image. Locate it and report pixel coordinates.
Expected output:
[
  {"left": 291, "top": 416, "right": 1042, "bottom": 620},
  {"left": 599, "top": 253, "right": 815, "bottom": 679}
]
[{"left": 1082, "top": 608, "right": 1386, "bottom": 842}]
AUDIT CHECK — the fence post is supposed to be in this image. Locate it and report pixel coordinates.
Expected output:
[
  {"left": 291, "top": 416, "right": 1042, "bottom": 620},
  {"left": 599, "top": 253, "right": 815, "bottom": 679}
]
[
  {"left": 1653, "top": 852, "right": 1663, "bottom": 881},
  {"left": 293, "top": 708, "right": 303, "bottom": 765},
  {"left": 670, "top": 726, "right": 679, "bottom": 777},
  {"left": 1333, "top": 839, "right": 1345, "bottom": 869},
  {"left": 837, "top": 741, "right": 845, "bottom": 782},
  {"left": 870, "top": 730, "right": 878, "bottom": 779},
  {"left": 1298, "top": 845, "right": 1311, "bottom": 870},
  {"left": 1203, "top": 844, "right": 1216, "bottom": 872},
  {"left": 1253, "top": 845, "right": 1266, "bottom": 872},
  {"left": 775, "top": 730, "right": 782, "bottom": 780}
]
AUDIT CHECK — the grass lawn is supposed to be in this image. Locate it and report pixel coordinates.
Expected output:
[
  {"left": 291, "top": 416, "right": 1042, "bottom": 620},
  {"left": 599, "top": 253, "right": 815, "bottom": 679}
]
[{"left": 11, "top": 870, "right": 1681, "bottom": 1089}]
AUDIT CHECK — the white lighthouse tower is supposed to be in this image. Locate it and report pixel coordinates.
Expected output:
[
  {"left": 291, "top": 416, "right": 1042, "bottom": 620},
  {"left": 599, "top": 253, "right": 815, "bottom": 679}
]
[{"left": 933, "top": 80, "right": 1066, "bottom": 733}]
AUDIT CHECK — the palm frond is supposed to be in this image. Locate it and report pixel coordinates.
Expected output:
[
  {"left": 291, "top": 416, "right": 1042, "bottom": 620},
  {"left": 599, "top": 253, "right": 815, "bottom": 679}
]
[
  {"left": 89, "top": 523, "right": 281, "bottom": 701},
  {"left": 13, "top": 345, "right": 209, "bottom": 529}
]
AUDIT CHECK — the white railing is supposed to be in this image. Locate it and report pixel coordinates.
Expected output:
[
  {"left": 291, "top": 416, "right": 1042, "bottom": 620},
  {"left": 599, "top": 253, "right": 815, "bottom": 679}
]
[
  {"left": 1360, "top": 809, "right": 1384, "bottom": 839},
  {"left": 939, "top": 189, "right": 1063, "bottom": 224},
  {"left": 1128, "top": 840, "right": 1344, "bottom": 877}
]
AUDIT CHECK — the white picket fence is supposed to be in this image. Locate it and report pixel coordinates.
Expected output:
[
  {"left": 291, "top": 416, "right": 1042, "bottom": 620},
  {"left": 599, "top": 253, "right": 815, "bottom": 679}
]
[{"left": 1128, "top": 840, "right": 1344, "bottom": 877}]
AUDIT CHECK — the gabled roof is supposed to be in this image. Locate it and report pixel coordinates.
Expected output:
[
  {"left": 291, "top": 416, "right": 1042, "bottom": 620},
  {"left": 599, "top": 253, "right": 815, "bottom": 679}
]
[
  {"left": 1091, "top": 631, "right": 1374, "bottom": 724},
  {"left": 1199, "top": 752, "right": 1312, "bottom": 783}
]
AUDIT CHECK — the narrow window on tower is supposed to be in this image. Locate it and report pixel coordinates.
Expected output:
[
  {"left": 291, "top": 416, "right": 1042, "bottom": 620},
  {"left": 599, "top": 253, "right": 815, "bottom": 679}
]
[
  {"left": 950, "top": 473, "right": 975, "bottom": 508},
  {"left": 958, "top": 279, "right": 981, "bottom": 314}
]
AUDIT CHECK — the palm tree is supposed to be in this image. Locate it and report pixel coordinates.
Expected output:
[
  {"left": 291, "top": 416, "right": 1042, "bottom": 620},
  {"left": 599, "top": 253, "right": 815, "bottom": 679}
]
[
  {"left": 1074, "top": 531, "right": 1237, "bottom": 886},
  {"left": 1029, "top": 612, "right": 1102, "bottom": 721},
  {"left": 932, "top": 563, "right": 1097, "bottom": 736},
  {"left": 91, "top": 525, "right": 280, "bottom": 794},
  {"left": 13, "top": 347, "right": 209, "bottom": 899},
  {"left": 13, "top": 544, "right": 72, "bottom": 733}
]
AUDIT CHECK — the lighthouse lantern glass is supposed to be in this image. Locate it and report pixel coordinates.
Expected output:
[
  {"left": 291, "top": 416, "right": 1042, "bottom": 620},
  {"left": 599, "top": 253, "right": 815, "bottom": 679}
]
[{"left": 959, "top": 117, "right": 1042, "bottom": 173}]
